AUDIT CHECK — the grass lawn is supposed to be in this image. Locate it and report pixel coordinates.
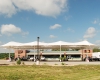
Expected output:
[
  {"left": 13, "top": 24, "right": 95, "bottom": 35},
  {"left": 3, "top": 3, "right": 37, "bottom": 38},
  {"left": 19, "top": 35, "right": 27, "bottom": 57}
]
[{"left": 0, "top": 65, "right": 100, "bottom": 80}]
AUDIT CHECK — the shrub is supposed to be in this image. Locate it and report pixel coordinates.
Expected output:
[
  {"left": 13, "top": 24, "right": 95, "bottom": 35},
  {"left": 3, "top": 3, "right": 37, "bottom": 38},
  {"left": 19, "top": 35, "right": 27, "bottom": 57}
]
[
  {"left": 55, "top": 63, "right": 58, "bottom": 65},
  {"left": 44, "top": 63, "right": 47, "bottom": 65},
  {"left": 22, "top": 61, "right": 25, "bottom": 65},
  {"left": 33, "top": 63, "right": 36, "bottom": 65},
  {"left": 16, "top": 59, "right": 21, "bottom": 65},
  {"left": 61, "top": 62, "right": 65, "bottom": 65}
]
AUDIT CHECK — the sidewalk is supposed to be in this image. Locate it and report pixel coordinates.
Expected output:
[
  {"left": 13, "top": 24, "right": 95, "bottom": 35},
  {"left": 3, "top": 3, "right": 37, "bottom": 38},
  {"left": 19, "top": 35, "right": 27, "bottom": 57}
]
[{"left": 0, "top": 60, "right": 100, "bottom": 66}]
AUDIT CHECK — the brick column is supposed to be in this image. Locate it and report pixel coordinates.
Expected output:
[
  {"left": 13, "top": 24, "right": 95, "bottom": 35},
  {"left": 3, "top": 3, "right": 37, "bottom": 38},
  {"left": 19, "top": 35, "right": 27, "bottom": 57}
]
[{"left": 15, "top": 50, "right": 26, "bottom": 58}]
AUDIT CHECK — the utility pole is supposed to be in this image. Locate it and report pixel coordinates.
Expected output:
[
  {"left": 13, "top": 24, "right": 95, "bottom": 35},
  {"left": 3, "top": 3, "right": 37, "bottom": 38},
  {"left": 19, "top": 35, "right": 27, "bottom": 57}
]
[{"left": 37, "top": 37, "right": 40, "bottom": 61}]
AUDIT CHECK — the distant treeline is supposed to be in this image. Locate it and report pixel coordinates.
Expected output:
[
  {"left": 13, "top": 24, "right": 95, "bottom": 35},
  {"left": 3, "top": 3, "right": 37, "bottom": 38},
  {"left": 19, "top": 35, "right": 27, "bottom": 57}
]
[
  {"left": 0, "top": 53, "right": 14, "bottom": 59},
  {"left": 52, "top": 48, "right": 100, "bottom": 52},
  {"left": 93, "top": 48, "right": 100, "bottom": 52}
]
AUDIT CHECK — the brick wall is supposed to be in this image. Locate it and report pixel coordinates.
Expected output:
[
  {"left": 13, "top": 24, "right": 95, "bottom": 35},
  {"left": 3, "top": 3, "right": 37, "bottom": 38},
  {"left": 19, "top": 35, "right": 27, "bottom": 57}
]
[
  {"left": 81, "top": 49, "right": 93, "bottom": 59},
  {"left": 15, "top": 50, "right": 26, "bottom": 58}
]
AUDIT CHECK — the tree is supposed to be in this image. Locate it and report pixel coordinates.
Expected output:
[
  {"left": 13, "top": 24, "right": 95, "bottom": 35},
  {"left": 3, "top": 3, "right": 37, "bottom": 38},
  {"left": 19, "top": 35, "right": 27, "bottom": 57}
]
[{"left": 93, "top": 48, "right": 100, "bottom": 52}]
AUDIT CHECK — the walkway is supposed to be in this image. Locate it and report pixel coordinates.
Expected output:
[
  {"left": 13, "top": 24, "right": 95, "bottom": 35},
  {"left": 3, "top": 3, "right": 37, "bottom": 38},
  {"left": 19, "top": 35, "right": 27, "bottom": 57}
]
[{"left": 0, "top": 60, "right": 100, "bottom": 66}]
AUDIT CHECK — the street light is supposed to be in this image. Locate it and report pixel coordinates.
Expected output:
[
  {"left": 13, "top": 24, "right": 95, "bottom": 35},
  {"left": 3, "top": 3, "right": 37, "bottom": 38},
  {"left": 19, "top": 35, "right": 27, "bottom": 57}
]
[{"left": 37, "top": 37, "right": 40, "bottom": 61}]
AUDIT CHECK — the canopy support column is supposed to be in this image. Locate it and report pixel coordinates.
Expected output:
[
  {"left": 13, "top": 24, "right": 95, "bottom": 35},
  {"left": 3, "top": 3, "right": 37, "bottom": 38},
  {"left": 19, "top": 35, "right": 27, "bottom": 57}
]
[
  {"left": 60, "top": 45, "right": 61, "bottom": 62},
  {"left": 34, "top": 46, "right": 35, "bottom": 62},
  {"left": 9, "top": 49, "right": 11, "bottom": 61}
]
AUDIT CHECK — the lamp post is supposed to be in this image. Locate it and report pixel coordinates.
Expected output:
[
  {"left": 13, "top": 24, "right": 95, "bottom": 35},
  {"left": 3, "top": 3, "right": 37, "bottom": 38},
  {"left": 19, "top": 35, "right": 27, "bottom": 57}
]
[{"left": 37, "top": 37, "right": 40, "bottom": 61}]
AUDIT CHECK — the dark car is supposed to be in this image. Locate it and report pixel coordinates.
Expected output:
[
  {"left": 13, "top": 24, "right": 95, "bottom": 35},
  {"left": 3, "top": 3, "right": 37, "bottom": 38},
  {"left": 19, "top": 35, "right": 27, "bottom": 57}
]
[
  {"left": 15, "top": 57, "right": 28, "bottom": 61},
  {"left": 21, "top": 57, "right": 28, "bottom": 61}
]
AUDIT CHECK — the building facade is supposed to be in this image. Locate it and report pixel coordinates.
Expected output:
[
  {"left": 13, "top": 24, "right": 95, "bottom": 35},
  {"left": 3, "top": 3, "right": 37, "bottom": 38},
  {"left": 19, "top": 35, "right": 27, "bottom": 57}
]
[{"left": 14, "top": 49, "right": 93, "bottom": 61}]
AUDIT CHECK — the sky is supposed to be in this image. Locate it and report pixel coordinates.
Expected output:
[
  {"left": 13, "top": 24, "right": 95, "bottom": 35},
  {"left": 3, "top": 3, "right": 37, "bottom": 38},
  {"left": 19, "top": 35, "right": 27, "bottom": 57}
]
[{"left": 0, "top": 0, "right": 100, "bottom": 45}]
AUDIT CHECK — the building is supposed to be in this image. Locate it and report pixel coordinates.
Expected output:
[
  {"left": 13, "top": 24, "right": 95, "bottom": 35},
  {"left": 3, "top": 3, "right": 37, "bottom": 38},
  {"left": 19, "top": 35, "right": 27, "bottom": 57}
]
[
  {"left": 2, "top": 40, "right": 94, "bottom": 61},
  {"left": 14, "top": 49, "right": 93, "bottom": 61}
]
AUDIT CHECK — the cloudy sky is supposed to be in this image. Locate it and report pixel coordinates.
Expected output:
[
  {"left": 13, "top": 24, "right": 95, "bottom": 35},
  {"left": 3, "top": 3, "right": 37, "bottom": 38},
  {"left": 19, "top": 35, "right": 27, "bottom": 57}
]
[{"left": 0, "top": 0, "right": 100, "bottom": 45}]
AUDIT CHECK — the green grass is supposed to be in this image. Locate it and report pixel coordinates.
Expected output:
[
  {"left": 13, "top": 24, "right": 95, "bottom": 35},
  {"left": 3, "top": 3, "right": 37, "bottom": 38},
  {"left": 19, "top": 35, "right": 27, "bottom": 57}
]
[{"left": 0, "top": 65, "right": 100, "bottom": 80}]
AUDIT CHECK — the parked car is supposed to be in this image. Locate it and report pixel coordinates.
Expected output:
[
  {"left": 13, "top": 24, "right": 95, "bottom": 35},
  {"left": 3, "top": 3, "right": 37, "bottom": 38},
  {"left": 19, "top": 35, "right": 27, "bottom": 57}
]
[
  {"left": 21, "top": 57, "right": 28, "bottom": 61},
  {"left": 40, "top": 56, "right": 46, "bottom": 61},
  {"left": 14, "top": 57, "right": 28, "bottom": 61},
  {"left": 28, "top": 57, "right": 34, "bottom": 61},
  {"left": 92, "top": 52, "right": 100, "bottom": 61}
]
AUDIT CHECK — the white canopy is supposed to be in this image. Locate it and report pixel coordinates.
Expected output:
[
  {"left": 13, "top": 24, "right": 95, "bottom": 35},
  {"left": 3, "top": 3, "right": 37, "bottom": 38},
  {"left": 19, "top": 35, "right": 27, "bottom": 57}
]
[
  {"left": 73, "top": 40, "right": 95, "bottom": 49},
  {"left": 13, "top": 41, "right": 48, "bottom": 49},
  {"left": 74, "top": 40, "right": 94, "bottom": 46},
  {"left": 21, "top": 41, "right": 48, "bottom": 46},
  {"left": 1, "top": 40, "right": 95, "bottom": 49},
  {"left": 47, "top": 40, "right": 95, "bottom": 49},
  {"left": 1, "top": 41, "right": 23, "bottom": 49},
  {"left": 48, "top": 41, "right": 73, "bottom": 46}
]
